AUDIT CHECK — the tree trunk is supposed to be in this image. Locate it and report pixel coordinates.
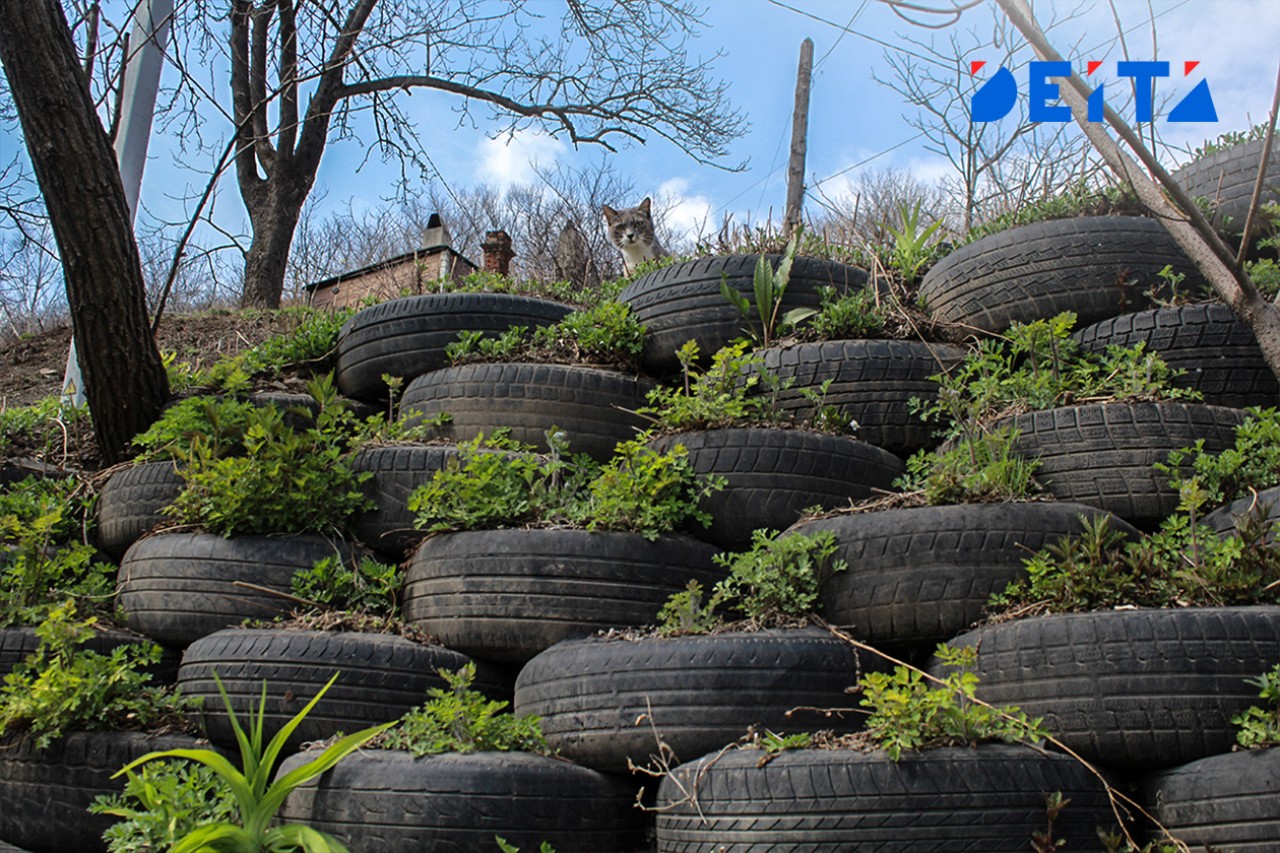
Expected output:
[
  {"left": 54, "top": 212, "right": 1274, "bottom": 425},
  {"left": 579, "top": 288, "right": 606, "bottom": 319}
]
[
  {"left": 0, "top": 0, "right": 169, "bottom": 464},
  {"left": 240, "top": 191, "right": 305, "bottom": 309}
]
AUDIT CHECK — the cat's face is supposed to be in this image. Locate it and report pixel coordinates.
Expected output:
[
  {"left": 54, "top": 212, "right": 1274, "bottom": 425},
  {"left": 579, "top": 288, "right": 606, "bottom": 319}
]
[{"left": 602, "top": 197, "right": 656, "bottom": 248}]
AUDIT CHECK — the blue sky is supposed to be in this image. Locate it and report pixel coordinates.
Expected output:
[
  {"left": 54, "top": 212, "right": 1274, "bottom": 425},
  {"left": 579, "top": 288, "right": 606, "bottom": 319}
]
[
  {"left": 294, "top": 0, "right": 1278, "bottom": 241},
  {"left": 5, "top": 0, "right": 1280, "bottom": 254}
]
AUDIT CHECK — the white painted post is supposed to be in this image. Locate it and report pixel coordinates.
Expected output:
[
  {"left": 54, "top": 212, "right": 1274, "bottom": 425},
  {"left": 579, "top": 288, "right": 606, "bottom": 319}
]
[{"left": 63, "top": 0, "right": 173, "bottom": 408}]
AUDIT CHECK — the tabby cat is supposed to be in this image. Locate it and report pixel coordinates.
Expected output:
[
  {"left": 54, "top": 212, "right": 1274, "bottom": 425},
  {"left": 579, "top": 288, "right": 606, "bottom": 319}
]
[{"left": 602, "top": 197, "right": 667, "bottom": 275}]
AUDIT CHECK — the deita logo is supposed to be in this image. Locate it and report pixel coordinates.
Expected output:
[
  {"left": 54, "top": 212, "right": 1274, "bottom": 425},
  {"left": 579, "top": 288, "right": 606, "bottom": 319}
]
[{"left": 970, "top": 60, "right": 1218, "bottom": 123}]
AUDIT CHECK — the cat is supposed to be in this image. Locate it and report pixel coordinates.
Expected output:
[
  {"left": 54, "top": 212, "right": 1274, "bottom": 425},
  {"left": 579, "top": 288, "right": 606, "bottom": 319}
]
[
  {"left": 553, "top": 219, "right": 601, "bottom": 291},
  {"left": 602, "top": 197, "right": 667, "bottom": 276}
]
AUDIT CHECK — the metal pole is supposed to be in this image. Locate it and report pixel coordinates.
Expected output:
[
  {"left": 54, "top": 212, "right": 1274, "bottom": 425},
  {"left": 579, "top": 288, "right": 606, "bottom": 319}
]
[{"left": 63, "top": 0, "right": 173, "bottom": 408}]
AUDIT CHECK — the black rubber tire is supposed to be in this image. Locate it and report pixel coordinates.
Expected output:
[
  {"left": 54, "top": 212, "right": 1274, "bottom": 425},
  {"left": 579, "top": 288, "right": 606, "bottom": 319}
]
[
  {"left": 995, "top": 401, "right": 1247, "bottom": 528},
  {"left": 619, "top": 254, "right": 869, "bottom": 375},
  {"left": 0, "top": 624, "right": 180, "bottom": 685},
  {"left": 398, "top": 362, "right": 654, "bottom": 462},
  {"left": 0, "top": 730, "right": 206, "bottom": 853},
  {"left": 1074, "top": 304, "right": 1280, "bottom": 410},
  {"left": 655, "top": 744, "right": 1114, "bottom": 852},
  {"left": 94, "top": 460, "right": 184, "bottom": 558},
  {"left": 919, "top": 216, "right": 1207, "bottom": 334},
  {"left": 757, "top": 339, "right": 968, "bottom": 457},
  {"left": 177, "top": 628, "right": 504, "bottom": 752},
  {"left": 647, "top": 428, "right": 905, "bottom": 549},
  {"left": 1203, "top": 484, "right": 1280, "bottom": 543},
  {"left": 403, "top": 530, "right": 722, "bottom": 663},
  {"left": 349, "top": 443, "right": 471, "bottom": 558},
  {"left": 1173, "top": 136, "right": 1280, "bottom": 235},
  {"left": 793, "top": 502, "right": 1140, "bottom": 653},
  {"left": 939, "top": 606, "right": 1280, "bottom": 769},
  {"left": 514, "top": 627, "right": 878, "bottom": 774},
  {"left": 280, "top": 749, "right": 646, "bottom": 853},
  {"left": 335, "top": 292, "right": 572, "bottom": 401},
  {"left": 1139, "top": 747, "right": 1280, "bottom": 851},
  {"left": 116, "top": 532, "right": 353, "bottom": 647}
]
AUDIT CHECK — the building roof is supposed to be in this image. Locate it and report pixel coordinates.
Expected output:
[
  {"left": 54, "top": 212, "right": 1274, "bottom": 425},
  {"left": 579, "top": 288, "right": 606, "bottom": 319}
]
[{"left": 303, "top": 244, "right": 474, "bottom": 292}]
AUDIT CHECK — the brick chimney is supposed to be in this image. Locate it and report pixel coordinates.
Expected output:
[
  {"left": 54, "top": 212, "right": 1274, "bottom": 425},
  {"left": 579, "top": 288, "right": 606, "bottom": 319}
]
[{"left": 480, "top": 230, "right": 515, "bottom": 276}]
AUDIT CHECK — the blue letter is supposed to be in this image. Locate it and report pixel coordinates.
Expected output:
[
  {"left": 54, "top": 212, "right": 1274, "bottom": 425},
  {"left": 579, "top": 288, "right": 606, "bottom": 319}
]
[
  {"left": 1117, "top": 61, "right": 1170, "bottom": 121},
  {"left": 1029, "top": 61, "right": 1073, "bottom": 122},
  {"left": 1087, "top": 84, "right": 1106, "bottom": 122},
  {"left": 971, "top": 66, "right": 1018, "bottom": 122},
  {"left": 1168, "top": 79, "right": 1218, "bottom": 123}
]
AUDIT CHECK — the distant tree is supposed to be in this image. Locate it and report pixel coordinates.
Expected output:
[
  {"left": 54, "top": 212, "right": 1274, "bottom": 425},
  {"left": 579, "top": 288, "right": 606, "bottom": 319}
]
[
  {"left": 811, "top": 165, "right": 951, "bottom": 247},
  {"left": 187, "top": 0, "right": 745, "bottom": 308},
  {"left": 874, "top": 2, "right": 1099, "bottom": 233},
  {"left": 0, "top": 0, "right": 169, "bottom": 463}
]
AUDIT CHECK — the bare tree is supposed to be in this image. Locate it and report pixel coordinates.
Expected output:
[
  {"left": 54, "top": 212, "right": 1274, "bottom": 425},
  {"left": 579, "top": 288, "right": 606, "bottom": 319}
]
[
  {"left": 812, "top": 165, "right": 952, "bottom": 246},
  {"left": 875, "top": 1, "right": 1101, "bottom": 233},
  {"left": 0, "top": 0, "right": 169, "bottom": 463},
  {"left": 990, "top": 0, "right": 1280, "bottom": 385},
  {"left": 175, "top": 0, "right": 745, "bottom": 308},
  {"left": 0, "top": 228, "right": 65, "bottom": 342}
]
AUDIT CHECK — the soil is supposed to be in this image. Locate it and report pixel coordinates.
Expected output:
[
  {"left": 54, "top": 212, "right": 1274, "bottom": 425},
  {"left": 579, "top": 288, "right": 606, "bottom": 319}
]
[{"left": 0, "top": 310, "right": 309, "bottom": 473}]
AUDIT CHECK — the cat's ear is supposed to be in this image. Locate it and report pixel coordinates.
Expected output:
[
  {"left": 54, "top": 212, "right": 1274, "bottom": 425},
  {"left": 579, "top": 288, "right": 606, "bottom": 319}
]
[
  {"left": 602, "top": 205, "right": 618, "bottom": 224},
  {"left": 639, "top": 197, "right": 652, "bottom": 214}
]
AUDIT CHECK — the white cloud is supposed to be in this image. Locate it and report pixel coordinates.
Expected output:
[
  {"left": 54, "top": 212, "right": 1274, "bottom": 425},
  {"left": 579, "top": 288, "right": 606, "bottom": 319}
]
[
  {"left": 474, "top": 130, "right": 566, "bottom": 188},
  {"left": 656, "top": 177, "right": 717, "bottom": 242}
]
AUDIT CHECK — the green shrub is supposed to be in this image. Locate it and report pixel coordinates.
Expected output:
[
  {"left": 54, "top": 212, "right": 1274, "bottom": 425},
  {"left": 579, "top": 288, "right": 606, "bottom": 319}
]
[
  {"left": 132, "top": 396, "right": 260, "bottom": 462},
  {"left": 163, "top": 378, "right": 372, "bottom": 536},
  {"left": 0, "top": 603, "right": 190, "bottom": 749},
  {"left": 291, "top": 555, "right": 402, "bottom": 617},
  {"left": 91, "top": 760, "right": 237, "bottom": 853},
  {"left": 914, "top": 312, "right": 1194, "bottom": 438},
  {"left": 964, "top": 181, "right": 1142, "bottom": 244},
  {"left": 1, "top": 482, "right": 114, "bottom": 627},
  {"left": 992, "top": 504, "right": 1280, "bottom": 615},
  {"left": 896, "top": 428, "right": 1042, "bottom": 505},
  {"left": 1162, "top": 406, "right": 1280, "bottom": 504},
  {"left": 639, "top": 341, "right": 785, "bottom": 432},
  {"left": 1234, "top": 663, "right": 1280, "bottom": 748},
  {"left": 803, "top": 286, "right": 888, "bottom": 341},
  {"left": 380, "top": 663, "right": 547, "bottom": 757},
  {"left": 115, "top": 672, "right": 391, "bottom": 853},
  {"left": 0, "top": 396, "right": 92, "bottom": 461},
  {"left": 166, "top": 307, "right": 355, "bottom": 393},
  {"left": 656, "top": 530, "right": 846, "bottom": 633},
  {"left": 445, "top": 302, "right": 645, "bottom": 368},
  {"left": 858, "top": 644, "right": 1049, "bottom": 761},
  {"left": 576, "top": 437, "right": 720, "bottom": 538}
]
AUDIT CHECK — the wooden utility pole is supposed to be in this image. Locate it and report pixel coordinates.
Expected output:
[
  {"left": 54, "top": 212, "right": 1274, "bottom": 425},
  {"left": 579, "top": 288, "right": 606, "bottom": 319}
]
[{"left": 784, "top": 37, "right": 814, "bottom": 239}]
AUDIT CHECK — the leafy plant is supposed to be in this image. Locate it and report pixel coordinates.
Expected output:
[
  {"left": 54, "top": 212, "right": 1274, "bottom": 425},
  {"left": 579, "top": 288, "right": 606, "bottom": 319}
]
[
  {"left": 92, "top": 760, "right": 237, "bottom": 853},
  {"left": 291, "top": 555, "right": 402, "bottom": 616},
  {"left": 1190, "top": 121, "right": 1274, "bottom": 159},
  {"left": 1, "top": 482, "right": 115, "bottom": 626},
  {"left": 0, "top": 395, "right": 92, "bottom": 462},
  {"left": 1162, "top": 406, "right": 1280, "bottom": 504},
  {"left": 803, "top": 286, "right": 888, "bottom": 341},
  {"left": 913, "top": 312, "right": 1194, "bottom": 437},
  {"left": 132, "top": 396, "right": 260, "bottom": 462},
  {"left": 409, "top": 429, "right": 717, "bottom": 539},
  {"left": 858, "top": 644, "right": 1048, "bottom": 761},
  {"left": 496, "top": 838, "right": 557, "bottom": 853},
  {"left": 0, "top": 603, "right": 190, "bottom": 749},
  {"left": 993, "top": 498, "right": 1280, "bottom": 615},
  {"left": 445, "top": 302, "right": 646, "bottom": 369},
  {"left": 883, "top": 200, "right": 944, "bottom": 283},
  {"left": 719, "top": 231, "right": 817, "bottom": 346},
  {"left": 380, "top": 663, "right": 547, "bottom": 757},
  {"left": 577, "top": 437, "right": 720, "bottom": 539},
  {"left": 964, "top": 181, "right": 1142, "bottom": 244},
  {"left": 1233, "top": 662, "right": 1280, "bottom": 748},
  {"left": 164, "top": 377, "right": 372, "bottom": 536},
  {"left": 116, "top": 672, "right": 393, "bottom": 853},
  {"left": 638, "top": 341, "right": 785, "bottom": 432},
  {"left": 166, "top": 308, "right": 356, "bottom": 393},
  {"left": 896, "top": 427, "right": 1042, "bottom": 505},
  {"left": 656, "top": 530, "right": 846, "bottom": 633}
]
